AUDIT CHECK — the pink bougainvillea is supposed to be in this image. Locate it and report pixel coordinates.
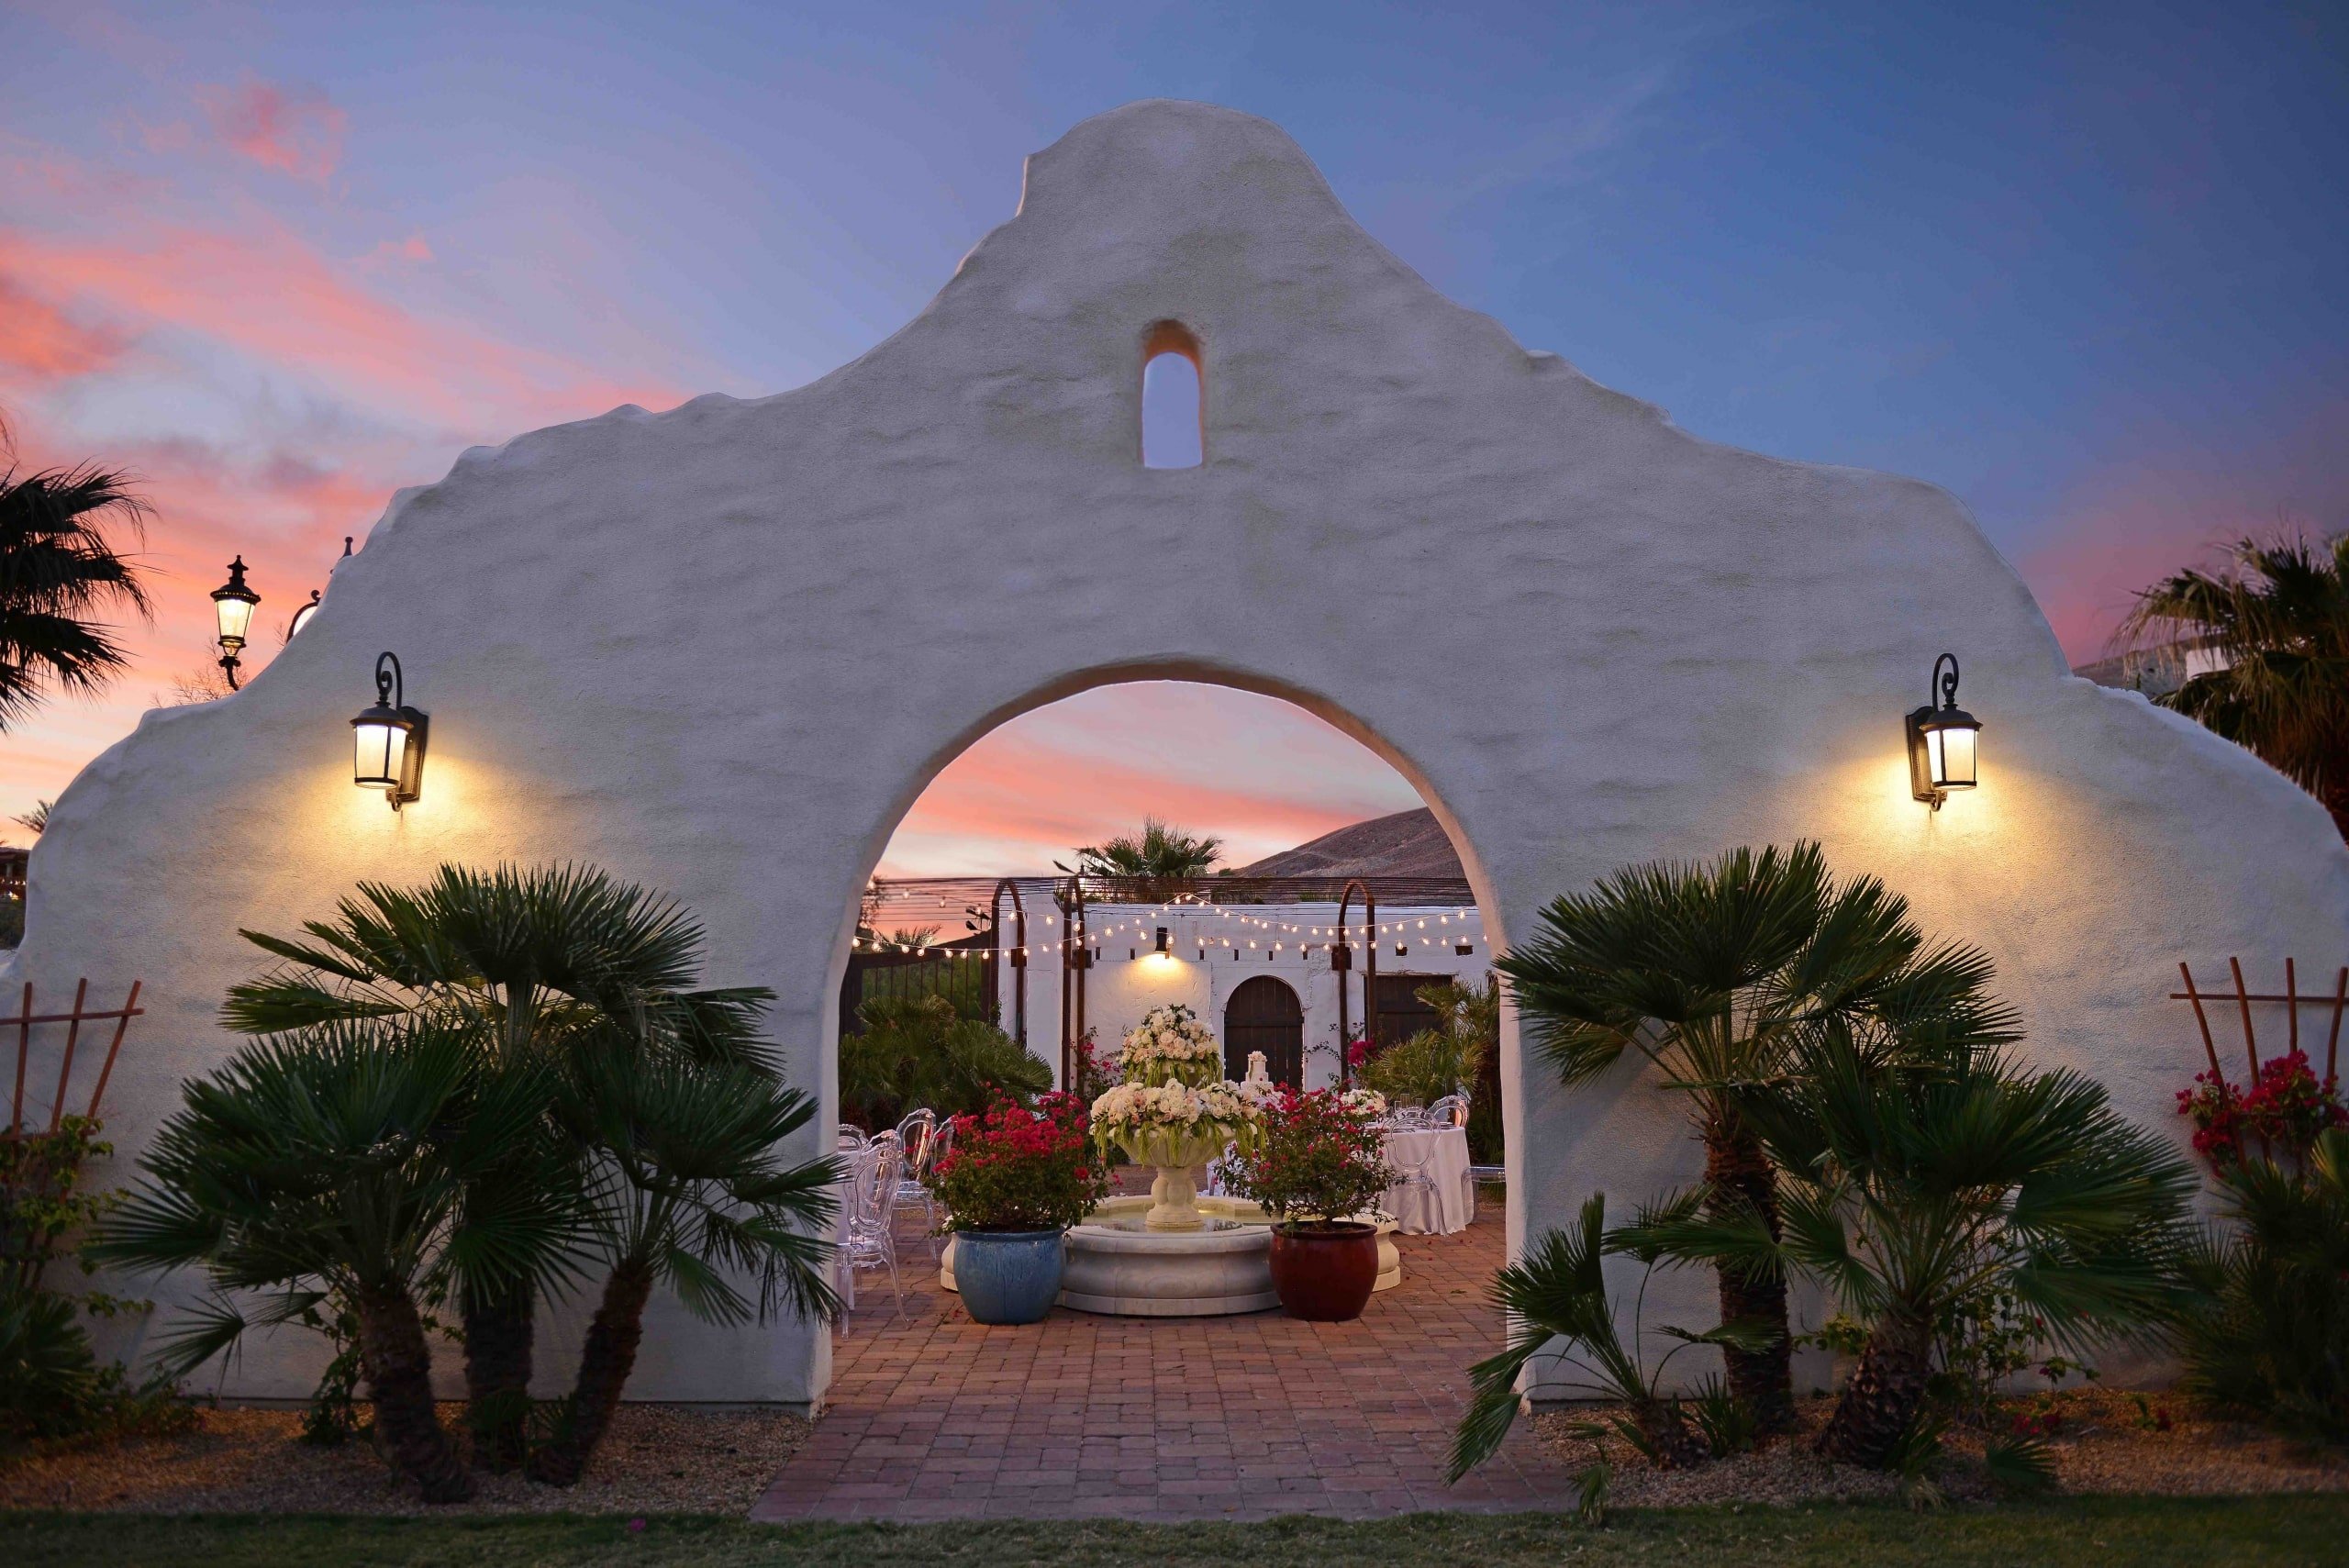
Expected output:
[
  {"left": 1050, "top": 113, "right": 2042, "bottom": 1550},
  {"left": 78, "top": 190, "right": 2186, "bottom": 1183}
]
[{"left": 2176, "top": 1050, "right": 2346, "bottom": 1170}]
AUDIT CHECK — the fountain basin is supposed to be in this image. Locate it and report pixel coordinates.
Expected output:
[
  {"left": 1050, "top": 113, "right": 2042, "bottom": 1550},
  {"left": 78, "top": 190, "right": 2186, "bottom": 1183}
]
[{"left": 940, "top": 1195, "right": 1401, "bottom": 1317}]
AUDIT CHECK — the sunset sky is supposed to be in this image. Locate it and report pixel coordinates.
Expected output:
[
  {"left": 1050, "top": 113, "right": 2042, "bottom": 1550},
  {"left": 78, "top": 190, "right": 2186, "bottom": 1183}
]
[{"left": 5, "top": 2, "right": 2343, "bottom": 869}]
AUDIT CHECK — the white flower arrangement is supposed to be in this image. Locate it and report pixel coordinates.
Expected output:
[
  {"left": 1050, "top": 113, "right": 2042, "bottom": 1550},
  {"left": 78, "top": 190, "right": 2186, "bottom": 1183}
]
[
  {"left": 1119, "top": 1003, "right": 1223, "bottom": 1087},
  {"left": 1089, "top": 1076, "right": 1265, "bottom": 1169},
  {"left": 1339, "top": 1087, "right": 1389, "bottom": 1121}
]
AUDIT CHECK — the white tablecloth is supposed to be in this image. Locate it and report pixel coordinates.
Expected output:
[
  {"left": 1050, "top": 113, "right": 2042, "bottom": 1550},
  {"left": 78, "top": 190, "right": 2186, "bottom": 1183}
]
[{"left": 1380, "top": 1126, "right": 1474, "bottom": 1235}]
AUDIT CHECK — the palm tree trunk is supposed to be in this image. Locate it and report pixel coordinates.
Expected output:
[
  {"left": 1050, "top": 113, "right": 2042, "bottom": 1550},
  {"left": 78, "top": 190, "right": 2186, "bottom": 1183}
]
[
  {"left": 527, "top": 1261, "right": 654, "bottom": 1487},
  {"left": 352, "top": 1282, "right": 472, "bottom": 1504},
  {"left": 462, "top": 1284, "right": 534, "bottom": 1472},
  {"left": 1703, "top": 1110, "right": 1795, "bottom": 1435},
  {"left": 1634, "top": 1397, "right": 1711, "bottom": 1469},
  {"left": 1816, "top": 1309, "right": 1933, "bottom": 1468}
]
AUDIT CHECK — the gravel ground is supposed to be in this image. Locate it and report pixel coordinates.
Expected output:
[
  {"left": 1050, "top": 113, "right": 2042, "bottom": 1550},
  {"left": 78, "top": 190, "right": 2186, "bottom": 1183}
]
[
  {"left": 0, "top": 1403, "right": 809, "bottom": 1516},
  {"left": 1532, "top": 1390, "right": 2349, "bottom": 1508}
]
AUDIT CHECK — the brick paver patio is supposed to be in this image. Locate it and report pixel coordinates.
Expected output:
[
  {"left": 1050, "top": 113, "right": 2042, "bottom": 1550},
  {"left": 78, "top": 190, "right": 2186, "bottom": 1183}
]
[{"left": 751, "top": 1192, "right": 1576, "bottom": 1522}]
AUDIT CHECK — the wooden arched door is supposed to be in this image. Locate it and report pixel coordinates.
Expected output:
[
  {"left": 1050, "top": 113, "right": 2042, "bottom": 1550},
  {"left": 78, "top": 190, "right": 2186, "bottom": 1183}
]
[{"left": 1224, "top": 975, "right": 1304, "bottom": 1087}]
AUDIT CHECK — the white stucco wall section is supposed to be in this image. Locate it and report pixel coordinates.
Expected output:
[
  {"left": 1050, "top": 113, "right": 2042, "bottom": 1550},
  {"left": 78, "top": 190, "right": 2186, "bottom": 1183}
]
[{"left": 8, "top": 100, "right": 2347, "bottom": 1407}]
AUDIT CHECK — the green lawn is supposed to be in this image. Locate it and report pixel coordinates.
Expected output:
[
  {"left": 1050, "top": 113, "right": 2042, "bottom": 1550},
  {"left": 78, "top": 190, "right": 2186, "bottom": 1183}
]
[{"left": 10, "top": 1496, "right": 2345, "bottom": 1568}]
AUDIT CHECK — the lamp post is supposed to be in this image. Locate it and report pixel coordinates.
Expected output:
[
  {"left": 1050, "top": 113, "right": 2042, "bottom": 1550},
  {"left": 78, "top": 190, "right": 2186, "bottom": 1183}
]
[
  {"left": 1907, "top": 652, "right": 1983, "bottom": 809},
  {"left": 209, "top": 557, "right": 261, "bottom": 689},
  {"left": 351, "top": 651, "right": 429, "bottom": 810}
]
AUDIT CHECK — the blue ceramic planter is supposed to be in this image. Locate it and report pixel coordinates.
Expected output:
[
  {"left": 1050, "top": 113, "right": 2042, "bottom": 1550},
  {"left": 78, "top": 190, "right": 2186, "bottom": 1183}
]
[{"left": 954, "top": 1229, "right": 1066, "bottom": 1324}]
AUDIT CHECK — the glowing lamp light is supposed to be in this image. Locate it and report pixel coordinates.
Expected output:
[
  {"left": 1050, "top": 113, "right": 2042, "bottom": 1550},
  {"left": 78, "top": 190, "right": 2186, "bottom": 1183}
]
[
  {"left": 209, "top": 556, "right": 261, "bottom": 689},
  {"left": 351, "top": 651, "right": 429, "bottom": 810},
  {"left": 1907, "top": 652, "right": 1982, "bottom": 810}
]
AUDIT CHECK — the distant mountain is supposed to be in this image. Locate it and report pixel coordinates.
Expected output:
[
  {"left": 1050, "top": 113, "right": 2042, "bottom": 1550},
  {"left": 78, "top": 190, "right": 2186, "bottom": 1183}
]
[{"left": 1235, "top": 808, "right": 1464, "bottom": 879}]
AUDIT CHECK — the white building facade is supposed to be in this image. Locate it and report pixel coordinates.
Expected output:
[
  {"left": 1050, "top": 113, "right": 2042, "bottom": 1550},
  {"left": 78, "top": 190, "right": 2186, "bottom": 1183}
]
[{"left": 8, "top": 100, "right": 2347, "bottom": 1411}]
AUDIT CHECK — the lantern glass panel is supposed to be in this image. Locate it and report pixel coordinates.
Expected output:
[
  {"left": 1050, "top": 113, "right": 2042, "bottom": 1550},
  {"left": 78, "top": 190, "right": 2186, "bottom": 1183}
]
[
  {"left": 1927, "top": 723, "right": 1977, "bottom": 790},
  {"left": 354, "top": 719, "right": 406, "bottom": 788},
  {"left": 215, "top": 594, "right": 255, "bottom": 647}
]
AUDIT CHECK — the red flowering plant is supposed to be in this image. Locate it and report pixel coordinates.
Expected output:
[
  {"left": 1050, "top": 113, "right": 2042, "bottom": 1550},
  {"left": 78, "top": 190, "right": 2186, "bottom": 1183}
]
[
  {"left": 1221, "top": 1088, "right": 1393, "bottom": 1231},
  {"left": 923, "top": 1092, "right": 1109, "bottom": 1234},
  {"left": 2176, "top": 1051, "right": 2346, "bottom": 1171}
]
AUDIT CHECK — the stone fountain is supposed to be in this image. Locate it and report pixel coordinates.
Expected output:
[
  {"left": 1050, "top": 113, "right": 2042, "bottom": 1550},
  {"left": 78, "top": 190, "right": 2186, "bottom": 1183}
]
[{"left": 941, "top": 1049, "right": 1400, "bottom": 1316}]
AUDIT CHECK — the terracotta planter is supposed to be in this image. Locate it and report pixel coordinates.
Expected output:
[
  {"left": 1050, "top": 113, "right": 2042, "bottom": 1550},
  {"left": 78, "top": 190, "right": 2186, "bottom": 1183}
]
[{"left": 1267, "top": 1221, "right": 1379, "bottom": 1320}]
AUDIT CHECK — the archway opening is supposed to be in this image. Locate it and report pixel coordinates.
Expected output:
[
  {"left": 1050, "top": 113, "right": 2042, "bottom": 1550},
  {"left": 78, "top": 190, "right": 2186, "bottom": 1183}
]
[
  {"left": 843, "top": 677, "right": 1504, "bottom": 1169},
  {"left": 1140, "top": 320, "right": 1204, "bottom": 468}
]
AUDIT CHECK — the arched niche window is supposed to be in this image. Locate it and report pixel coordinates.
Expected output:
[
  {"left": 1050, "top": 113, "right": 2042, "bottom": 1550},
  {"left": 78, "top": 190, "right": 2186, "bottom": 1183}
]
[{"left": 1140, "top": 320, "right": 1204, "bottom": 469}]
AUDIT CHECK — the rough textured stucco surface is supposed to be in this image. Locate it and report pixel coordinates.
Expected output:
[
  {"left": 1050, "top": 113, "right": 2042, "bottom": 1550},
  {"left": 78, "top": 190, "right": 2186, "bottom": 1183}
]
[{"left": 9, "top": 101, "right": 2347, "bottom": 1407}]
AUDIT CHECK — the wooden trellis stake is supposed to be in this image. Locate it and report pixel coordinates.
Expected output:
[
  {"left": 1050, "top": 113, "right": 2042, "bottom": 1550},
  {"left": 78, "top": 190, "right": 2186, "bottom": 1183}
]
[
  {"left": 2171, "top": 959, "right": 2349, "bottom": 1086},
  {"left": 4, "top": 978, "right": 145, "bottom": 1137}
]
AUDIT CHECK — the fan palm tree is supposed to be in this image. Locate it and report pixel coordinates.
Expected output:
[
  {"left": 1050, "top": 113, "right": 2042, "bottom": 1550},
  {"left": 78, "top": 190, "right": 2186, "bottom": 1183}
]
[
  {"left": 527, "top": 1040, "right": 840, "bottom": 1485},
  {"left": 223, "top": 862, "right": 774, "bottom": 1471},
  {"left": 2120, "top": 529, "right": 2349, "bottom": 837},
  {"left": 1668, "top": 1028, "right": 2197, "bottom": 1468},
  {"left": 91, "top": 1019, "right": 568, "bottom": 1502},
  {"left": 1496, "top": 842, "right": 2016, "bottom": 1433},
  {"left": 1447, "top": 1192, "right": 1773, "bottom": 1485},
  {"left": 0, "top": 461, "right": 152, "bottom": 731},
  {"left": 1059, "top": 817, "right": 1223, "bottom": 900}
]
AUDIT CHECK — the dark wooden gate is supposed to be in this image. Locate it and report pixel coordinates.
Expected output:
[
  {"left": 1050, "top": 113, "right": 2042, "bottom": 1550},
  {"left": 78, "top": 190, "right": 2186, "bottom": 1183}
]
[
  {"left": 1371, "top": 973, "right": 1442, "bottom": 1046},
  {"left": 1224, "top": 975, "right": 1304, "bottom": 1087}
]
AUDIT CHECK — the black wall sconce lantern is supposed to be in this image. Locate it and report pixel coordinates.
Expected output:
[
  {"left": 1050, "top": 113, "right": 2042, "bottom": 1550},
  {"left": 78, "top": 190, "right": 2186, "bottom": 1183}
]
[
  {"left": 351, "top": 651, "right": 428, "bottom": 810},
  {"left": 1907, "top": 652, "right": 1982, "bottom": 809},
  {"left": 209, "top": 556, "right": 261, "bottom": 689},
  {"left": 1153, "top": 926, "right": 1171, "bottom": 954},
  {"left": 285, "top": 588, "right": 322, "bottom": 640}
]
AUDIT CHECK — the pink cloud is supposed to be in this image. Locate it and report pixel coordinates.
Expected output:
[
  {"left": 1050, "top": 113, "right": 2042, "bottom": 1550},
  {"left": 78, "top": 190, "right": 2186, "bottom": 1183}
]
[
  {"left": 2019, "top": 400, "right": 2349, "bottom": 663},
  {"left": 198, "top": 78, "right": 347, "bottom": 184},
  {"left": 0, "top": 221, "right": 683, "bottom": 430},
  {"left": 878, "top": 691, "right": 1426, "bottom": 877},
  {"left": 0, "top": 274, "right": 133, "bottom": 385}
]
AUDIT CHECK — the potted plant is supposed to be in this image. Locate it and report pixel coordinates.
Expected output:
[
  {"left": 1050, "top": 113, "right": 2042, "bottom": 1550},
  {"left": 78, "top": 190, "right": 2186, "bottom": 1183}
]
[
  {"left": 1222, "top": 1088, "right": 1394, "bottom": 1320},
  {"left": 927, "top": 1093, "right": 1108, "bottom": 1324}
]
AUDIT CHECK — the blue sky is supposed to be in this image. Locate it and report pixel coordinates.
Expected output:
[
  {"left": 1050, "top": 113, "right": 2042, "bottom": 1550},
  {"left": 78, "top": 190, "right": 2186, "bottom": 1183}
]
[{"left": 5, "top": 1, "right": 2343, "bottom": 863}]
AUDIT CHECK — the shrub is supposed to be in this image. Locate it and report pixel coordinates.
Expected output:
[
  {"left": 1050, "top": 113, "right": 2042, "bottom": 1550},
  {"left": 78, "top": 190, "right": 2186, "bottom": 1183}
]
[
  {"left": 926, "top": 1094, "right": 1108, "bottom": 1232},
  {"left": 841, "top": 995, "right": 1052, "bottom": 1129},
  {"left": 0, "top": 1289, "right": 95, "bottom": 1441},
  {"left": 1360, "top": 976, "right": 1495, "bottom": 1111},
  {"left": 1447, "top": 1192, "right": 1773, "bottom": 1486},
  {"left": 2181, "top": 1127, "right": 2349, "bottom": 1445},
  {"left": 0, "top": 1118, "right": 182, "bottom": 1451},
  {"left": 1655, "top": 1031, "right": 2197, "bottom": 1470},
  {"left": 1221, "top": 1089, "right": 1392, "bottom": 1228}
]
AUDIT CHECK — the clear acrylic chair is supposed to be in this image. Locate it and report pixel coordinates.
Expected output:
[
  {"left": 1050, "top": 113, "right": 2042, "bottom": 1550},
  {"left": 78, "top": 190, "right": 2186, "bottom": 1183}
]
[
  {"left": 838, "top": 1134, "right": 905, "bottom": 1329},
  {"left": 838, "top": 1122, "right": 871, "bottom": 1152},
  {"left": 892, "top": 1108, "right": 941, "bottom": 1256},
  {"left": 1385, "top": 1129, "right": 1443, "bottom": 1234},
  {"left": 1425, "top": 1094, "right": 1472, "bottom": 1220}
]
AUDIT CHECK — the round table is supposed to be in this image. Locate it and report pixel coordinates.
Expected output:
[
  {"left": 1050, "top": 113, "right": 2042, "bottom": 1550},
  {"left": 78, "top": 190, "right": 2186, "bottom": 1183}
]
[{"left": 1379, "top": 1125, "right": 1474, "bottom": 1235}]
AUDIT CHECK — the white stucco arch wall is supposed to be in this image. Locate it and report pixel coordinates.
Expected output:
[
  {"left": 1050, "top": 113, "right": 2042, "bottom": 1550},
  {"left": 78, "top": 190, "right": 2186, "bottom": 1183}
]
[{"left": 9, "top": 100, "right": 2348, "bottom": 1408}]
